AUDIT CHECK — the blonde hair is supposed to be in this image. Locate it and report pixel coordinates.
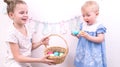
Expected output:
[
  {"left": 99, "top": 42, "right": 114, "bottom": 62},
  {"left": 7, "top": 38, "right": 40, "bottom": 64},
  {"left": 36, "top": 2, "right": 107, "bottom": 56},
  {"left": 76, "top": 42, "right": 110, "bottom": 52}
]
[
  {"left": 81, "top": 1, "right": 99, "bottom": 13},
  {"left": 4, "top": 0, "right": 26, "bottom": 14}
]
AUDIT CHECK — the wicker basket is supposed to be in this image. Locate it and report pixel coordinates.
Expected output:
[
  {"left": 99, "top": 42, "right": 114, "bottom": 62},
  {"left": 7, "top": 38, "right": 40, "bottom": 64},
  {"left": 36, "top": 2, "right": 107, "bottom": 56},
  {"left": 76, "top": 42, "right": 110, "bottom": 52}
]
[{"left": 44, "top": 34, "right": 69, "bottom": 64}]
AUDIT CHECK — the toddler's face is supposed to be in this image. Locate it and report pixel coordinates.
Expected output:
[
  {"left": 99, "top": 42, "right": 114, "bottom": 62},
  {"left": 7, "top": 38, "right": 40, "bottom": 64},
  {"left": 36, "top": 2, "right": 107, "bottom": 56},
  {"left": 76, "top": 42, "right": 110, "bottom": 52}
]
[
  {"left": 10, "top": 4, "right": 28, "bottom": 25},
  {"left": 81, "top": 8, "right": 97, "bottom": 25}
]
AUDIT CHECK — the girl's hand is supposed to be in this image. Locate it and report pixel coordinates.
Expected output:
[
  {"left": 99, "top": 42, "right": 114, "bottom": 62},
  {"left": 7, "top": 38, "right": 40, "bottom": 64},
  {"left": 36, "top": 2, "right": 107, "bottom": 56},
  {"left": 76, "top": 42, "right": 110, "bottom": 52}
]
[
  {"left": 40, "top": 55, "right": 55, "bottom": 65},
  {"left": 41, "top": 37, "right": 49, "bottom": 47}
]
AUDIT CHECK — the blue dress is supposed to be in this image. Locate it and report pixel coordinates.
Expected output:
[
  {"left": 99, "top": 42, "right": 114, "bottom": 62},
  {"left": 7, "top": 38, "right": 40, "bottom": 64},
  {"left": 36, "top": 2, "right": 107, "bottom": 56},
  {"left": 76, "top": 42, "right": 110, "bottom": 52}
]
[{"left": 74, "top": 22, "right": 107, "bottom": 67}]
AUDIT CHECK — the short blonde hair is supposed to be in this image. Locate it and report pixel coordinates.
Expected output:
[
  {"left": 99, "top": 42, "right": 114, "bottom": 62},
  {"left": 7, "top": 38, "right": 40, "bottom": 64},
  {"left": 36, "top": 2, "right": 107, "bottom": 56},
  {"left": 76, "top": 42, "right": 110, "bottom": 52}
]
[{"left": 81, "top": 1, "right": 99, "bottom": 13}]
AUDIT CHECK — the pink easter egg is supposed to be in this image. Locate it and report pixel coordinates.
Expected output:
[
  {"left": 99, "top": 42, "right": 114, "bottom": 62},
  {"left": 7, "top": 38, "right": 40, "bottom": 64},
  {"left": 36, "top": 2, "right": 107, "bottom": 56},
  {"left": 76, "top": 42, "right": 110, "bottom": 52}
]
[{"left": 47, "top": 51, "right": 53, "bottom": 55}]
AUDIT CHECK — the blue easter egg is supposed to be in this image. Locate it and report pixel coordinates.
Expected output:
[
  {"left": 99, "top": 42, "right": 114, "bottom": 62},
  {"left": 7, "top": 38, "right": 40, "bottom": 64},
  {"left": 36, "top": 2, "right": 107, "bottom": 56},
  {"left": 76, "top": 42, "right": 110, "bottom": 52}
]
[
  {"left": 72, "top": 30, "right": 79, "bottom": 36},
  {"left": 54, "top": 51, "right": 59, "bottom": 56}
]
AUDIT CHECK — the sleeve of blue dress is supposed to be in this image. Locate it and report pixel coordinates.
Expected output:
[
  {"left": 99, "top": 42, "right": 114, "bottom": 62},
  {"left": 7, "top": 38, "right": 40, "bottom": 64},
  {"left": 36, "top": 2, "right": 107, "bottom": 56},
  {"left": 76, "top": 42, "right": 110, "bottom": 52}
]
[
  {"left": 96, "top": 24, "right": 106, "bottom": 34},
  {"left": 79, "top": 22, "right": 83, "bottom": 30},
  {"left": 96, "top": 24, "right": 107, "bottom": 67}
]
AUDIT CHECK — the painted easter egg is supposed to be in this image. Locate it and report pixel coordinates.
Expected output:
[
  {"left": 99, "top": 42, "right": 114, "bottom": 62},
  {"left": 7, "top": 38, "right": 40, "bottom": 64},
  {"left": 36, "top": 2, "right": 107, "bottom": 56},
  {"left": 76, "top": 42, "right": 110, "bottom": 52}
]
[
  {"left": 79, "top": 30, "right": 85, "bottom": 35},
  {"left": 72, "top": 30, "right": 79, "bottom": 36},
  {"left": 59, "top": 52, "right": 64, "bottom": 56},
  {"left": 47, "top": 51, "right": 53, "bottom": 55},
  {"left": 54, "top": 51, "right": 59, "bottom": 56},
  {"left": 50, "top": 54, "right": 54, "bottom": 56}
]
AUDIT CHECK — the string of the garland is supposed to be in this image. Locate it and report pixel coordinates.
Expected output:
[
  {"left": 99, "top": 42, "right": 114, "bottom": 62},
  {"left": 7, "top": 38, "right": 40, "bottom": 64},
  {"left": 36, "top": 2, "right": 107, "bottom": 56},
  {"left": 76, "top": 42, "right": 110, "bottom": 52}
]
[
  {"left": 30, "top": 16, "right": 81, "bottom": 24},
  {"left": 29, "top": 16, "right": 82, "bottom": 35}
]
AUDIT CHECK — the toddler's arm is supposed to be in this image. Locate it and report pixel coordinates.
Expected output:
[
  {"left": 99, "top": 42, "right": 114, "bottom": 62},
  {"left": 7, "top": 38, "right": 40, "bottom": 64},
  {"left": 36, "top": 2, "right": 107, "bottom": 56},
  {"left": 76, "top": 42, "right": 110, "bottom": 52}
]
[{"left": 81, "top": 32, "right": 104, "bottom": 43}]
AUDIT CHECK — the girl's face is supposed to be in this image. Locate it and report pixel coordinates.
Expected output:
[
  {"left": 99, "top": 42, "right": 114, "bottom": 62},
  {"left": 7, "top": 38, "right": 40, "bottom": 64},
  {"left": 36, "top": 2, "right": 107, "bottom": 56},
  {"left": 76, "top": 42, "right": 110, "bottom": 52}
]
[
  {"left": 82, "top": 8, "right": 97, "bottom": 25},
  {"left": 9, "top": 4, "right": 28, "bottom": 25}
]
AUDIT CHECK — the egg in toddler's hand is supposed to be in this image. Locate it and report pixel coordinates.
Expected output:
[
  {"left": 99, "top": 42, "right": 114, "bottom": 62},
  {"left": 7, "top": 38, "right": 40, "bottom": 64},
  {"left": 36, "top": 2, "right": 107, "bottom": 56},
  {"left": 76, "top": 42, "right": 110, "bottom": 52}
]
[
  {"left": 79, "top": 30, "right": 85, "bottom": 35},
  {"left": 72, "top": 30, "right": 79, "bottom": 36}
]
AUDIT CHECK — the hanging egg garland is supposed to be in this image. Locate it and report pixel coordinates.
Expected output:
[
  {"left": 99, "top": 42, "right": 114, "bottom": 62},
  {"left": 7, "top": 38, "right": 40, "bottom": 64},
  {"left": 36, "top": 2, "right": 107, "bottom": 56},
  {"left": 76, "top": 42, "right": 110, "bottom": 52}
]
[{"left": 30, "top": 16, "right": 82, "bottom": 35}]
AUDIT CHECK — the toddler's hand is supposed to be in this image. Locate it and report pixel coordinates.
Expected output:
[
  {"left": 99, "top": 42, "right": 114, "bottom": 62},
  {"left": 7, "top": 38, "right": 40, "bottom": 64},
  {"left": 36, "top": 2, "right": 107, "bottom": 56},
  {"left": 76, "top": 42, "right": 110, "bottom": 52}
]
[
  {"left": 79, "top": 31, "right": 85, "bottom": 35},
  {"left": 79, "top": 31, "right": 89, "bottom": 38}
]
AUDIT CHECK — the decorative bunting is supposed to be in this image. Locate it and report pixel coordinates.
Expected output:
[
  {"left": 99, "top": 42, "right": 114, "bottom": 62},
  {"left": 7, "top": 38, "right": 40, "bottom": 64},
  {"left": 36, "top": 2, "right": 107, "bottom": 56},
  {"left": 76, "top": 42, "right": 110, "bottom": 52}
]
[{"left": 29, "top": 16, "right": 82, "bottom": 35}]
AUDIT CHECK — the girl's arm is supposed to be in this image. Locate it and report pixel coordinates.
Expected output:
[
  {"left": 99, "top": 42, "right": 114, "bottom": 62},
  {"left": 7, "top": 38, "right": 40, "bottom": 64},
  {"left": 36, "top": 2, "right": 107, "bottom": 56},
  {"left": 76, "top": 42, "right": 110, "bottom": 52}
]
[
  {"left": 32, "top": 41, "right": 42, "bottom": 50},
  {"left": 32, "top": 37, "right": 49, "bottom": 50},
  {"left": 9, "top": 42, "right": 54, "bottom": 64}
]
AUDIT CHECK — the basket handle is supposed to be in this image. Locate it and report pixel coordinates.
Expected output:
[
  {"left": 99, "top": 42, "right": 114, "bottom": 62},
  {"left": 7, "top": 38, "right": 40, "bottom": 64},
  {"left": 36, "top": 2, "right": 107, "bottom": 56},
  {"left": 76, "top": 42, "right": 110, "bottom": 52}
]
[{"left": 46, "top": 34, "right": 69, "bottom": 52}]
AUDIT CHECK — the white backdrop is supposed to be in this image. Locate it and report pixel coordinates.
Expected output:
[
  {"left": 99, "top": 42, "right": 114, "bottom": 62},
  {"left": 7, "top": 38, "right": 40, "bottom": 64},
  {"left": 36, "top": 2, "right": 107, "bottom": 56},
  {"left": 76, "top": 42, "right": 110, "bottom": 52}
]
[{"left": 0, "top": 0, "right": 120, "bottom": 67}]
